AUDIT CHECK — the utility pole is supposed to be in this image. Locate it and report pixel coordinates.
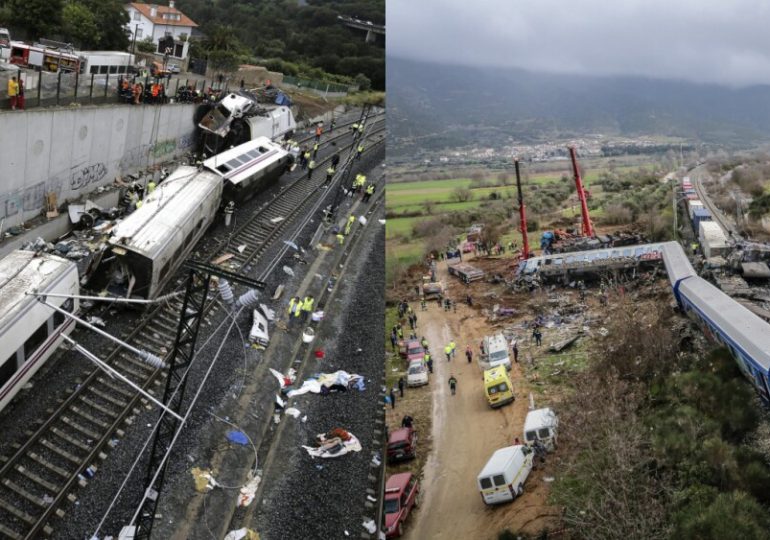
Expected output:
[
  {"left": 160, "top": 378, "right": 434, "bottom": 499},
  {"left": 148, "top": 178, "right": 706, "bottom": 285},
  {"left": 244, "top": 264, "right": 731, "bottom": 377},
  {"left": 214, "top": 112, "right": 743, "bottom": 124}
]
[
  {"left": 514, "top": 159, "right": 529, "bottom": 259},
  {"left": 131, "top": 23, "right": 139, "bottom": 58},
  {"left": 131, "top": 261, "right": 265, "bottom": 539}
]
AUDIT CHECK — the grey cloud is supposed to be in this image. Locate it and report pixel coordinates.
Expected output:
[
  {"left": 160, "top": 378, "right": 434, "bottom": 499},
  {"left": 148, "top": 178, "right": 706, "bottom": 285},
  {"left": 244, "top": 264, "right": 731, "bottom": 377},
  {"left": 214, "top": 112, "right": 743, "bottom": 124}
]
[{"left": 387, "top": 0, "right": 770, "bottom": 86}]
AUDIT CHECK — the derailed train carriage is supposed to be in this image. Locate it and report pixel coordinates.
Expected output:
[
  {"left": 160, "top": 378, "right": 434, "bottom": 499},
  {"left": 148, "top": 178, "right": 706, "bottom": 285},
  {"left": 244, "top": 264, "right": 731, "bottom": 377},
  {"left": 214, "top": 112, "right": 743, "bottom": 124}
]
[
  {"left": 0, "top": 251, "right": 79, "bottom": 412},
  {"left": 661, "top": 241, "right": 770, "bottom": 403},
  {"left": 106, "top": 137, "right": 292, "bottom": 299},
  {"left": 517, "top": 241, "right": 770, "bottom": 403},
  {"left": 108, "top": 166, "right": 223, "bottom": 299}
]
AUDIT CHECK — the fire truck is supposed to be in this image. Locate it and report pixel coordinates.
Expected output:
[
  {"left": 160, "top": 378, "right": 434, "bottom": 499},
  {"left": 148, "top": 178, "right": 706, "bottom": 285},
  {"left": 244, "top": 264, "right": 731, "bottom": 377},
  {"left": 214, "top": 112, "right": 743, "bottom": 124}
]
[{"left": 9, "top": 40, "right": 81, "bottom": 73}]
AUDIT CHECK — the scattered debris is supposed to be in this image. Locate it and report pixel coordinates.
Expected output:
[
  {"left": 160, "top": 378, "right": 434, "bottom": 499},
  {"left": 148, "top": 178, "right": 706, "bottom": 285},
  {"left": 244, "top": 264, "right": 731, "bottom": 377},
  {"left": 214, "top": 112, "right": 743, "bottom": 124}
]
[
  {"left": 249, "top": 309, "right": 269, "bottom": 345},
  {"left": 238, "top": 473, "right": 262, "bottom": 507},
  {"left": 302, "top": 327, "right": 315, "bottom": 343},
  {"left": 271, "top": 284, "right": 285, "bottom": 300},
  {"left": 283, "top": 265, "right": 295, "bottom": 277},
  {"left": 237, "top": 244, "right": 247, "bottom": 254},
  {"left": 302, "top": 428, "right": 362, "bottom": 459},
  {"left": 86, "top": 316, "right": 106, "bottom": 328},
  {"left": 224, "top": 528, "right": 260, "bottom": 540},
  {"left": 213, "top": 253, "right": 235, "bottom": 265},
  {"left": 270, "top": 217, "right": 284, "bottom": 223},
  {"left": 226, "top": 431, "right": 250, "bottom": 446},
  {"left": 259, "top": 304, "right": 276, "bottom": 321},
  {"left": 191, "top": 467, "right": 218, "bottom": 492},
  {"left": 548, "top": 333, "right": 581, "bottom": 353},
  {"left": 283, "top": 240, "right": 299, "bottom": 250},
  {"left": 362, "top": 519, "right": 377, "bottom": 534},
  {"left": 286, "top": 371, "right": 365, "bottom": 397},
  {"left": 285, "top": 407, "right": 301, "bottom": 418},
  {"left": 270, "top": 368, "right": 297, "bottom": 388}
]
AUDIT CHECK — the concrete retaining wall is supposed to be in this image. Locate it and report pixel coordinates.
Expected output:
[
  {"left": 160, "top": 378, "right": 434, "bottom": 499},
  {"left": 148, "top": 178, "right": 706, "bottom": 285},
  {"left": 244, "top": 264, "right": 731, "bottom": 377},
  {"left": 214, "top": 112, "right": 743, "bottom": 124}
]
[{"left": 0, "top": 103, "right": 197, "bottom": 227}]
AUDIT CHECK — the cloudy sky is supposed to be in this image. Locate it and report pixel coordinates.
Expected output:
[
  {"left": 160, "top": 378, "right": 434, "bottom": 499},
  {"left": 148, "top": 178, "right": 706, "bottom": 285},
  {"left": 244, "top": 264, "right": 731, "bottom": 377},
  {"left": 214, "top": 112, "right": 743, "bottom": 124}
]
[{"left": 387, "top": 0, "right": 770, "bottom": 87}]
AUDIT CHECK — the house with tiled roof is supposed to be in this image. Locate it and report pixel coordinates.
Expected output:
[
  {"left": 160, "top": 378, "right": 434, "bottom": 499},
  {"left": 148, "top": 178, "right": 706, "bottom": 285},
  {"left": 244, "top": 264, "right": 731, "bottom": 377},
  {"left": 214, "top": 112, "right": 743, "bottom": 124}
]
[{"left": 124, "top": 1, "right": 198, "bottom": 60}]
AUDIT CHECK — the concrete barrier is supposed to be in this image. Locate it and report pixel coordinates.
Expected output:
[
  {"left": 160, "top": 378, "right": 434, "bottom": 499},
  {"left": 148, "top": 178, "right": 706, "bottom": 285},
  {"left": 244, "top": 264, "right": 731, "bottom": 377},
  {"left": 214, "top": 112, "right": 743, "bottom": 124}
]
[{"left": 0, "top": 102, "right": 197, "bottom": 228}]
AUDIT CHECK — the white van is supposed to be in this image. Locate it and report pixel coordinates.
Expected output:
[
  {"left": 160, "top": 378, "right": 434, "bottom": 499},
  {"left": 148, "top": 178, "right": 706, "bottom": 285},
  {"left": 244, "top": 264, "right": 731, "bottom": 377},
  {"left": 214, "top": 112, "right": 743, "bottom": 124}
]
[
  {"left": 407, "top": 359, "right": 429, "bottom": 387},
  {"left": 477, "top": 445, "right": 533, "bottom": 505},
  {"left": 483, "top": 333, "right": 511, "bottom": 371},
  {"left": 523, "top": 408, "right": 559, "bottom": 451}
]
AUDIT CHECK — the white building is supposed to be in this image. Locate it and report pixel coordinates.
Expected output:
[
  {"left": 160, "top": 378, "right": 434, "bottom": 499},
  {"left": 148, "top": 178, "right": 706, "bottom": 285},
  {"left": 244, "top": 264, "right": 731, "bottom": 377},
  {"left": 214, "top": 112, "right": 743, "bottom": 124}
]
[{"left": 124, "top": 1, "right": 198, "bottom": 60}]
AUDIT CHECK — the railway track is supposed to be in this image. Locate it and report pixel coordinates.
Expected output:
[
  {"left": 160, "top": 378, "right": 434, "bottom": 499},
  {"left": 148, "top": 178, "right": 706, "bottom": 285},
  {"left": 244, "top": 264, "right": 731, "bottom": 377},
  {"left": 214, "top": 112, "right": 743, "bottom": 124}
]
[
  {"left": 691, "top": 166, "right": 736, "bottom": 238},
  {"left": 0, "top": 114, "right": 385, "bottom": 540}
]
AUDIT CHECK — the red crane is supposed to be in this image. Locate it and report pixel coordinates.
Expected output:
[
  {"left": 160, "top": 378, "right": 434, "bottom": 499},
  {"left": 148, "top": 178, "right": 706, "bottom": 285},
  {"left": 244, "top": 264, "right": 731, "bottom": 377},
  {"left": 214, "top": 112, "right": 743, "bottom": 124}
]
[
  {"left": 514, "top": 159, "right": 530, "bottom": 259},
  {"left": 568, "top": 146, "right": 594, "bottom": 237}
]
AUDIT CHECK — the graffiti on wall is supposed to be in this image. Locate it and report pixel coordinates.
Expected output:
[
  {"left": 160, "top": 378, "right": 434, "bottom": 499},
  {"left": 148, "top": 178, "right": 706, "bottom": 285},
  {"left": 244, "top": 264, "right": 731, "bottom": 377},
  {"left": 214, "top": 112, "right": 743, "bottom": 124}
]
[
  {"left": 70, "top": 162, "right": 107, "bottom": 190},
  {"left": 151, "top": 138, "right": 177, "bottom": 158}
]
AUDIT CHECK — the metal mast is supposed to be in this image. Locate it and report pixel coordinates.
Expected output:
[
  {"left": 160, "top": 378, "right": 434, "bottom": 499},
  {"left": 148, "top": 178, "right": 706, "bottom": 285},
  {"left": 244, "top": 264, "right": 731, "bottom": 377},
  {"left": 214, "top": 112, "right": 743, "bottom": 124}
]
[
  {"left": 568, "top": 146, "right": 594, "bottom": 237},
  {"left": 514, "top": 159, "right": 529, "bottom": 259}
]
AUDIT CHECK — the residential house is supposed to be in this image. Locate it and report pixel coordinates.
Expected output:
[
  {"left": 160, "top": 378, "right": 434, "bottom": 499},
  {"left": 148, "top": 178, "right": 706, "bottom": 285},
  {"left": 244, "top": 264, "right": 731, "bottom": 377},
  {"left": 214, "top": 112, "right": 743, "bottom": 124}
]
[{"left": 124, "top": 1, "right": 198, "bottom": 60}]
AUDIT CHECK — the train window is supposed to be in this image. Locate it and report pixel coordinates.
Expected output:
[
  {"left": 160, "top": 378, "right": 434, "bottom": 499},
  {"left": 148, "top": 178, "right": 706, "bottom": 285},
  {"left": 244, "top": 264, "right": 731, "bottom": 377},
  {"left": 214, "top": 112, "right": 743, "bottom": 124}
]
[
  {"left": 90, "top": 66, "right": 99, "bottom": 74},
  {"left": 159, "top": 263, "right": 170, "bottom": 282},
  {"left": 258, "top": 147, "right": 268, "bottom": 152},
  {"left": 196, "top": 218, "right": 205, "bottom": 230},
  {"left": 99, "top": 65, "right": 108, "bottom": 74},
  {"left": 109, "top": 65, "right": 118, "bottom": 74},
  {"left": 0, "top": 355, "right": 16, "bottom": 389},
  {"left": 216, "top": 164, "right": 231, "bottom": 173},
  {"left": 24, "top": 323, "right": 48, "bottom": 359},
  {"left": 54, "top": 309, "right": 65, "bottom": 328},
  {"left": 246, "top": 150, "right": 260, "bottom": 159},
  {"left": 63, "top": 298, "right": 74, "bottom": 313}
]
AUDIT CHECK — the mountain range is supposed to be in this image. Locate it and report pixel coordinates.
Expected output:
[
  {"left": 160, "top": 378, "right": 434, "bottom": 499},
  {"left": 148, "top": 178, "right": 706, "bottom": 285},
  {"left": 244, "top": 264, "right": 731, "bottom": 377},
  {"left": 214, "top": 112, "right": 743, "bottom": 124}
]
[{"left": 387, "top": 56, "right": 770, "bottom": 155}]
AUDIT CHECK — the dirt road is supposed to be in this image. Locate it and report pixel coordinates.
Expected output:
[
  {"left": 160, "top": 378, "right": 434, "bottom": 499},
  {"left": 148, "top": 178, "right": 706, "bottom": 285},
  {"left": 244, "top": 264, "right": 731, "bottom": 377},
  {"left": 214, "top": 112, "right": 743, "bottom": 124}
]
[{"left": 403, "top": 260, "right": 559, "bottom": 539}]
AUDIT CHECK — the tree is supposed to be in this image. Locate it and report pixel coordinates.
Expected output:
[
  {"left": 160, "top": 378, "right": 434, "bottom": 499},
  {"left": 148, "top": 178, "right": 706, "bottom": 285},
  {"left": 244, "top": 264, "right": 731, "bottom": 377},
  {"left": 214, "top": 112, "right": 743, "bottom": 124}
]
[
  {"left": 136, "top": 38, "right": 157, "bottom": 54},
  {"left": 354, "top": 73, "right": 371, "bottom": 91},
  {"left": 62, "top": 1, "right": 101, "bottom": 49},
  {"left": 8, "top": 0, "right": 62, "bottom": 40},
  {"left": 451, "top": 188, "right": 473, "bottom": 203}
]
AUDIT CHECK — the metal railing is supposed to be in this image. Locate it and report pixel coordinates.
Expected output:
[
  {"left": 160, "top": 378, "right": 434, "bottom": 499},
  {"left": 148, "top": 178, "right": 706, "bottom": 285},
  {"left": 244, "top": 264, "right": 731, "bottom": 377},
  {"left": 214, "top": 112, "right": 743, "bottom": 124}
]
[
  {"left": 0, "top": 70, "right": 230, "bottom": 109},
  {"left": 283, "top": 75, "right": 354, "bottom": 93}
]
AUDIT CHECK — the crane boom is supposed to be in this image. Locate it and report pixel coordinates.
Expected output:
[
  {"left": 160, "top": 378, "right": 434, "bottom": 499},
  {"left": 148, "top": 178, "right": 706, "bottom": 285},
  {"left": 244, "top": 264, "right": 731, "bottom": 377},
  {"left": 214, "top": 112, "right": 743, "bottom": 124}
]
[
  {"left": 514, "top": 159, "right": 530, "bottom": 259},
  {"left": 568, "top": 146, "right": 594, "bottom": 237}
]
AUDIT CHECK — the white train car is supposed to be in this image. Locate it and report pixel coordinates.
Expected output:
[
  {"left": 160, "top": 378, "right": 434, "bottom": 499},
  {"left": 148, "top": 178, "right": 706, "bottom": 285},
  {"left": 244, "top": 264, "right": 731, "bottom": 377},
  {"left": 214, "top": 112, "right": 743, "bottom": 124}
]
[
  {"left": 109, "top": 166, "right": 223, "bottom": 299},
  {"left": 197, "top": 91, "right": 296, "bottom": 155},
  {"left": 204, "top": 136, "right": 293, "bottom": 203},
  {"left": 0, "top": 251, "right": 79, "bottom": 413}
]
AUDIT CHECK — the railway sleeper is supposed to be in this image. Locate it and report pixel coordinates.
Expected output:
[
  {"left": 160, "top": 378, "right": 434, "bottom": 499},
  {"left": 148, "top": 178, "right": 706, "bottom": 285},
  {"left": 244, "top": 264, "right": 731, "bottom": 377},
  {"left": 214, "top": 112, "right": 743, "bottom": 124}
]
[
  {"left": 15, "top": 465, "right": 60, "bottom": 493},
  {"left": 69, "top": 405, "right": 111, "bottom": 430},
  {"left": 0, "top": 492, "right": 36, "bottom": 524},
  {"left": 93, "top": 378, "right": 133, "bottom": 400},
  {"left": 2, "top": 478, "right": 46, "bottom": 509},
  {"left": 135, "top": 331, "right": 171, "bottom": 349},
  {"left": 78, "top": 394, "right": 120, "bottom": 418},
  {"left": 108, "top": 361, "right": 146, "bottom": 382},
  {"left": 50, "top": 426, "right": 90, "bottom": 453},
  {"left": 26, "top": 452, "right": 71, "bottom": 480},
  {"left": 39, "top": 438, "right": 81, "bottom": 465},
  {"left": 0, "top": 519, "right": 23, "bottom": 540},
  {"left": 59, "top": 415, "right": 101, "bottom": 441},
  {"left": 156, "top": 312, "right": 181, "bottom": 328}
]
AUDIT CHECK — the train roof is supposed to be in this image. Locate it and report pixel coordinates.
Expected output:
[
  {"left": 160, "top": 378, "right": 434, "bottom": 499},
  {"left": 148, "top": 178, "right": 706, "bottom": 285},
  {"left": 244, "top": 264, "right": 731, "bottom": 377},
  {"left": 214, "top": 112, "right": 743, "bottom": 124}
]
[
  {"left": 203, "top": 137, "right": 288, "bottom": 186},
  {"left": 519, "top": 242, "right": 666, "bottom": 275},
  {"left": 679, "top": 277, "right": 770, "bottom": 370},
  {"left": 0, "top": 250, "right": 76, "bottom": 323},
  {"left": 661, "top": 241, "right": 696, "bottom": 285},
  {"left": 109, "top": 166, "right": 222, "bottom": 258}
]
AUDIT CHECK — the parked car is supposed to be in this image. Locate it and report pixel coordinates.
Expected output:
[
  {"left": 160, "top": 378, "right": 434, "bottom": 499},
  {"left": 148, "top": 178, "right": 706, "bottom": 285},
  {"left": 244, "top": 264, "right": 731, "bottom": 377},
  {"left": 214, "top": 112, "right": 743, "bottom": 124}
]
[
  {"left": 405, "top": 339, "right": 425, "bottom": 363},
  {"left": 384, "top": 472, "right": 420, "bottom": 538},
  {"left": 407, "top": 359, "right": 429, "bottom": 387},
  {"left": 387, "top": 426, "right": 417, "bottom": 463},
  {"left": 167, "top": 63, "right": 181, "bottom": 74}
]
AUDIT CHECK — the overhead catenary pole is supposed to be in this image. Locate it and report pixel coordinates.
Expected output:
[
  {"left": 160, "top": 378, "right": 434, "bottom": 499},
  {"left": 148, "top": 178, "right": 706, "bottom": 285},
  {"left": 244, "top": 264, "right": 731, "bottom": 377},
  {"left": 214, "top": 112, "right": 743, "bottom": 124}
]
[
  {"left": 514, "top": 159, "right": 529, "bottom": 260},
  {"left": 568, "top": 146, "right": 594, "bottom": 237}
]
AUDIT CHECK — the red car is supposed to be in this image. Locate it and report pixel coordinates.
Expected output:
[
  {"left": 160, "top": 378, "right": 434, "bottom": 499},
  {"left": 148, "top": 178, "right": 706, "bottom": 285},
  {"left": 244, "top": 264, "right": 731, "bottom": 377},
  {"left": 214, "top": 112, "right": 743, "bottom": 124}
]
[
  {"left": 384, "top": 472, "right": 420, "bottom": 538},
  {"left": 387, "top": 426, "right": 417, "bottom": 463},
  {"left": 405, "top": 339, "right": 425, "bottom": 363}
]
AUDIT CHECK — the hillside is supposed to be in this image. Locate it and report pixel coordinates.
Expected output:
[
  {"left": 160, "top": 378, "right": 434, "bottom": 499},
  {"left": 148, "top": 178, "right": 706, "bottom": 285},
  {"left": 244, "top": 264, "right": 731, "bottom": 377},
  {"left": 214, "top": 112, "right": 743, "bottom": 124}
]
[{"left": 388, "top": 57, "right": 770, "bottom": 155}]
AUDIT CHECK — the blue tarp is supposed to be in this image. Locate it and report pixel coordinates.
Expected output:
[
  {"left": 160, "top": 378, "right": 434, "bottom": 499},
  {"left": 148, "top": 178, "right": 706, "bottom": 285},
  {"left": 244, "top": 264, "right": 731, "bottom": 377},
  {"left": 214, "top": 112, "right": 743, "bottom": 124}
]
[
  {"left": 226, "top": 430, "right": 249, "bottom": 445},
  {"left": 275, "top": 91, "right": 292, "bottom": 107}
]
